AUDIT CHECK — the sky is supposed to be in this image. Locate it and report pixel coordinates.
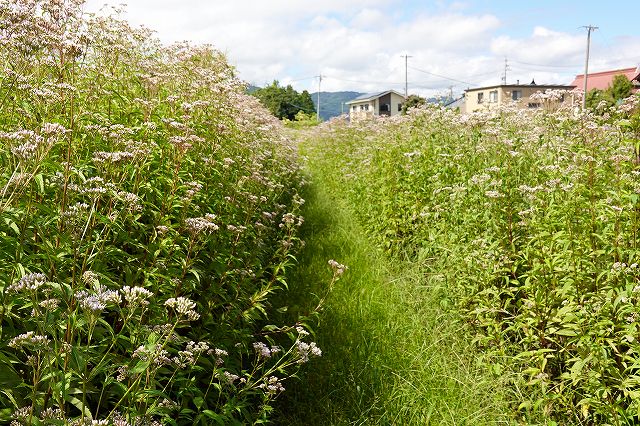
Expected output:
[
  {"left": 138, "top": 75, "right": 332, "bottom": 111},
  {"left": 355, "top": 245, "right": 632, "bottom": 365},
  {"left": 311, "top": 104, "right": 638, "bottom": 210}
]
[{"left": 82, "top": 0, "right": 640, "bottom": 98}]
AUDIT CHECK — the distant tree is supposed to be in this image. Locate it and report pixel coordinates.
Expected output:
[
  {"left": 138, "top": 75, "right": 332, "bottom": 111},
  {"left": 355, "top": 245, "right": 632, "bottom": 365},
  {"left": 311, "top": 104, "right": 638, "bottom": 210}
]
[
  {"left": 252, "top": 81, "right": 316, "bottom": 120},
  {"left": 585, "top": 88, "right": 608, "bottom": 110},
  {"left": 586, "top": 74, "right": 634, "bottom": 111},
  {"left": 401, "top": 94, "right": 426, "bottom": 114},
  {"left": 609, "top": 74, "right": 633, "bottom": 101}
]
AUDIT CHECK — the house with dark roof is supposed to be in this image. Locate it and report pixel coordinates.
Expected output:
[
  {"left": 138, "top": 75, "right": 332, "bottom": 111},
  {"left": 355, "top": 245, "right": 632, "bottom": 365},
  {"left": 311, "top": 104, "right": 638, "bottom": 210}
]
[
  {"left": 464, "top": 80, "right": 575, "bottom": 113},
  {"left": 346, "top": 90, "right": 406, "bottom": 120},
  {"left": 570, "top": 66, "right": 640, "bottom": 93}
]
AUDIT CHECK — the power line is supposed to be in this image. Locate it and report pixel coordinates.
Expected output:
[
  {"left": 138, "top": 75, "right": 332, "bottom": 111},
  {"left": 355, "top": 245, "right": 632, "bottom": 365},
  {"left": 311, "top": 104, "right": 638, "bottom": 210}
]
[
  {"left": 281, "top": 100, "right": 315, "bottom": 114},
  {"left": 323, "top": 75, "right": 405, "bottom": 85},
  {"left": 288, "top": 76, "right": 317, "bottom": 82},
  {"left": 510, "top": 60, "right": 581, "bottom": 69},
  {"left": 408, "top": 66, "right": 475, "bottom": 86}
]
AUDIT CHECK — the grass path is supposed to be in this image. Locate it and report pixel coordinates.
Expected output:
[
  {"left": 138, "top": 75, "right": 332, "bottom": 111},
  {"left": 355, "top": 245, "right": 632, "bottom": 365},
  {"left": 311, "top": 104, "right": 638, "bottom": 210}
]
[{"left": 273, "top": 136, "right": 512, "bottom": 425}]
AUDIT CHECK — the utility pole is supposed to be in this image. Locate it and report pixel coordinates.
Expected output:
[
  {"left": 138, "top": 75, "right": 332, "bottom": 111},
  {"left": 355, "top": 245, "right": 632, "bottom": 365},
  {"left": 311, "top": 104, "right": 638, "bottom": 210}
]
[
  {"left": 501, "top": 58, "right": 510, "bottom": 85},
  {"left": 581, "top": 25, "right": 598, "bottom": 109},
  {"left": 315, "top": 74, "right": 323, "bottom": 121},
  {"left": 400, "top": 54, "right": 412, "bottom": 98}
]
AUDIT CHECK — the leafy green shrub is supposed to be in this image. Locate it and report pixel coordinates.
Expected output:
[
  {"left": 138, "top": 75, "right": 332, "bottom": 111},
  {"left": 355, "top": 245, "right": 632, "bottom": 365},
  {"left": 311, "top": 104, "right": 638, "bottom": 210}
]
[
  {"left": 283, "top": 111, "right": 321, "bottom": 129},
  {"left": 0, "top": 1, "right": 322, "bottom": 424}
]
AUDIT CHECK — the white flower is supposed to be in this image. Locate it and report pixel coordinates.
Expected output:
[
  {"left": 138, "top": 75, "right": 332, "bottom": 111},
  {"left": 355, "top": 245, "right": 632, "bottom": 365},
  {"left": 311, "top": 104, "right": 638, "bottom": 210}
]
[
  {"left": 328, "top": 260, "right": 347, "bottom": 276},
  {"left": 165, "top": 297, "right": 200, "bottom": 321},
  {"left": 7, "top": 273, "right": 47, "bottom": 293},
  {"left": 185, "top": 215, "right": 219, "bottom": 235},
  {"left": 253, "top": 342, "right": 281, "bottom": 359},
  {"left": 9, "top": 331, "right": 50, "bottom": 350},
  {"left": 296, "top": 341, "right": 322, "bottom": 364},
  {"left": 121, "top": 286, "right": 154, "bottom": 307}
]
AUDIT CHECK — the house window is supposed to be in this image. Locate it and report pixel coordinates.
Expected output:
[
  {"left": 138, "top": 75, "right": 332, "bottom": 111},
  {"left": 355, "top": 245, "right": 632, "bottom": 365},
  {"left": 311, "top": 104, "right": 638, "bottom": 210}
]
[
  {"left": 364, "top": 104, "right": 369, "bottom": 111},
  {"left": 398, "top": 103, "right": 403, "bottom": 111},
  {"left": 352, "top": 105, "right": 357, "bottom": 111},
  {"left": 512, "top": 90, "right": 522, "bottom": 100},
  {"left": 489, "top": 90, "right": 498, "bottom": 102},
  {"left": 477, "top": 93, "right": 484, "bottom": 103},
  {"left": 380, "top": 103, "right": 390, "bottom": 112}
]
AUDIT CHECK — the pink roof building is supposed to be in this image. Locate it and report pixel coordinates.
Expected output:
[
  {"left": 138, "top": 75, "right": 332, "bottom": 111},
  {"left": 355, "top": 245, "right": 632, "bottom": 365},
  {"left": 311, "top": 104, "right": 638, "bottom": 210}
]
[{"left": 570, "top": 66, "right": 640, "bottom": 92}]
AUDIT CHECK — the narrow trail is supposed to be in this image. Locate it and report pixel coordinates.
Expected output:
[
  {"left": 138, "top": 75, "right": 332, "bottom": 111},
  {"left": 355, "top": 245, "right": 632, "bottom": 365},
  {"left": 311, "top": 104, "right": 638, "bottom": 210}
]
[{"left": 273, "top": 132, "right": 510, "bottom": 425}]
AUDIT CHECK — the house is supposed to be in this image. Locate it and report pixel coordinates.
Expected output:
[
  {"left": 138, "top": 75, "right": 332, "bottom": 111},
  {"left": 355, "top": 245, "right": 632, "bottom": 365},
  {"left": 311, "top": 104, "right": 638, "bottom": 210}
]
[
  {"left": 570, "top": 66, "right": 640, "bottom": 93},
  {"left": 444, "top": 96, "right": 465, "bottom": 111},
  {"left": 346, "top": 90, "right": 406, "bottom": 120},
  {"left": 464, "top": 81, "right": 575, "bottom": 113}
]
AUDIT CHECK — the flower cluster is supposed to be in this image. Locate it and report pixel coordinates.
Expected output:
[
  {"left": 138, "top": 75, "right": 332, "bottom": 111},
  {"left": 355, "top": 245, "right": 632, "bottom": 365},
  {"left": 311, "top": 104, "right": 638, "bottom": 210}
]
[
  {"left": 132, "top": 345, "right": 171, "bottom": 367},
  {"left": 121, "top": 286, "right": 154, "bottom": 307},
  {"left": 258, "top": 376, "right": 285, "bottom": 394},
  {"left": 174, "top": 341, "right": 210, "bottom": 368},
  {"left": 164, "top": 296, "right": 200, "bottom": 321},
  {"left": 92, "top": 151, "right": 135, "bottom": 164},
  {"left": 185, "top": 214, "right": 219, "bottom": 236},
  {"left": 75, "top": 286, "right": 121, "bottom": 313},
  {"left": 7, "top": 272, "right": 47, "bottom": 293},
  {"left": 9, "top": 331, "right": 50, "bottom": 350},
  {"left": 295, "top": 340, "right": 322, "bottom": 364},
  {"left": 252, "top": 342, "right": 281, "bottom": 359},
  {"left": 328, "top": 259, "right": 348, "bottom": 276}
]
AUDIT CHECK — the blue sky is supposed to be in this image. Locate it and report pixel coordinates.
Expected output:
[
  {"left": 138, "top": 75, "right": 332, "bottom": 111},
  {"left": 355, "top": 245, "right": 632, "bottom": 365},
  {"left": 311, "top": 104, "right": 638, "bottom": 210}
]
[
  {"left": 474, "top": 0, "right": 635, "bottom": 45},
  {"left": 84, "top": 0, "right": 639, "bottom": 97}
]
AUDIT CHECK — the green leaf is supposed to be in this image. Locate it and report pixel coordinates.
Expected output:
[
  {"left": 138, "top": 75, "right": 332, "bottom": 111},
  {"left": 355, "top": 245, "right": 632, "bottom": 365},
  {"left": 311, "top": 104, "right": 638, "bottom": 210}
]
[
  {"left": 34, "top": 173, "right": 45, "bottom": 195},
  {"left": 3, "top": 217, "right": 20, "bottom": 236},
  {"left": 130, "top": 360, "right": 151, "bottom": 374},
  {"left": 65, "top": 393, "right": 92, "bottom": 419},
  {"left": 193, "top": 396, "right": 204, "bottom": 409},
  {"left": 554, "top": 329, "right": 577, "bottom": 337},
  {"left": 202, "top": 410, "right": 226, "bottom": 424}
]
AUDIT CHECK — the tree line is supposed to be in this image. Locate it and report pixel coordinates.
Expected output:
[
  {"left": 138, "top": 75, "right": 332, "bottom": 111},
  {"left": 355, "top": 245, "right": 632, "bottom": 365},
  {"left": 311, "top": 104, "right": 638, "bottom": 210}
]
[{"left": 251, "top": 81, "right": 316, "bottom": 120}]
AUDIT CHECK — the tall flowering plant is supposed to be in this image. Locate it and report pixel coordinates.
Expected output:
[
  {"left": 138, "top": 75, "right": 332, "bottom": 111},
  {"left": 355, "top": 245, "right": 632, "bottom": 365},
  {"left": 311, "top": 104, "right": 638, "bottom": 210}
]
[
  {"left": 309, "top": 95, "right": 640, "bottom": 423},
  {"left": 0, "top": 1, "right": 322, "bottom": 424}
]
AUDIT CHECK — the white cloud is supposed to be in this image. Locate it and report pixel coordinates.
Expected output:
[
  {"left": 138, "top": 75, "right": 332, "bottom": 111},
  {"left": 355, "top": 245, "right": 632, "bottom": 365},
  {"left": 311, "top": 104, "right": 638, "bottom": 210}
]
[
  {"left": 350, "top": 9, "right": 388, "bottom": 30},
  {"left": 491, "top": 26, "right": 584, "bottom": 65},
  {"left": 396, "top": 13, "right": 500, "bottom": 52},
  {"left": 82, "top": 1, "right": 640, "bottom": 99}
]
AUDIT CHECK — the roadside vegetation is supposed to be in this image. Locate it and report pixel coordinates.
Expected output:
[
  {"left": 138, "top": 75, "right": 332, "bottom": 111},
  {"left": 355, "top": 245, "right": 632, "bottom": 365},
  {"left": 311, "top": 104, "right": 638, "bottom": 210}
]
[
  {"left": 288, "top": 95, "right": 640, "bottom": 425},
  {"left": 0, "top": 2, "right": 321, "bottom": 424}
]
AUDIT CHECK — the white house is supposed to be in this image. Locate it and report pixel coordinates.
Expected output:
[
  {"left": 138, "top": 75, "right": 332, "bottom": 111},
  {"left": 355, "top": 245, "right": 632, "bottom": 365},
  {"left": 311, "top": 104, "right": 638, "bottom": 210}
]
[{"left": 346, "top": 90, "right": 406, "bottom": 120}]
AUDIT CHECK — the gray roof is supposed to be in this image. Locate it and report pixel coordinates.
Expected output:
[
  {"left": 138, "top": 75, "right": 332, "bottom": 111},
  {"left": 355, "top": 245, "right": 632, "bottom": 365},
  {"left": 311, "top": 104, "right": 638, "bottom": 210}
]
[
  {"left": 346, "top": 90, "right": 404, "bottom": 104},
  {"left": 444, "top": 96, "right": 465, "bottom": 109}
]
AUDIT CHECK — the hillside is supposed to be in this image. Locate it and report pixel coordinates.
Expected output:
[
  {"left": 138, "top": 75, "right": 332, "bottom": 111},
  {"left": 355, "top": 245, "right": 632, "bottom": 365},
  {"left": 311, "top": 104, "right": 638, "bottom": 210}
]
[{"left": 311, "top": 91, "right": 363, "bottom": 121}]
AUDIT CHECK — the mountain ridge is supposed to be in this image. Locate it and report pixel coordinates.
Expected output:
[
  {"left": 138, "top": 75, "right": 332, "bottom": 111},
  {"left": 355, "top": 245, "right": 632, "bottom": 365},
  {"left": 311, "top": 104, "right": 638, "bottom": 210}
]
[{"left": 310, "top": 91, "right": 363, "bottom": 121}]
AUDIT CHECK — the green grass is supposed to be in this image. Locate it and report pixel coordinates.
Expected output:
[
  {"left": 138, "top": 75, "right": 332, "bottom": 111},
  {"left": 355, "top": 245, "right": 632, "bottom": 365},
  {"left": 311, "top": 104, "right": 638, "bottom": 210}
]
[{"left": 273, "top": 144, "right": 513, "bottom": 425}]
